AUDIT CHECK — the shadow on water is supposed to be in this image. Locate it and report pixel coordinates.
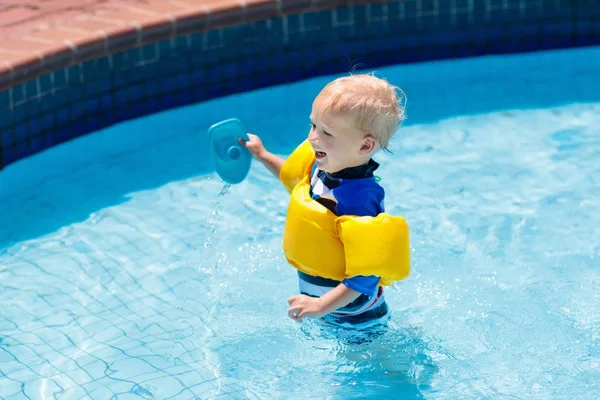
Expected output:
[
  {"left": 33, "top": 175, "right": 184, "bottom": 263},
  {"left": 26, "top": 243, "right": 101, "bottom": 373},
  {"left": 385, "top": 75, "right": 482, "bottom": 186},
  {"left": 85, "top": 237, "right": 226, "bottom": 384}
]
[
  {"left": 0, "top": 80, "right": 316, "bottom": 249},
  {"left": 212, "top": 319, "right": 440, "bottom": 399},
  {"left": 1, "top": 46, "right": 599, "bottom": 249},
  {"left": 313, "top": 322, "right": 439, "bottom": 399}
]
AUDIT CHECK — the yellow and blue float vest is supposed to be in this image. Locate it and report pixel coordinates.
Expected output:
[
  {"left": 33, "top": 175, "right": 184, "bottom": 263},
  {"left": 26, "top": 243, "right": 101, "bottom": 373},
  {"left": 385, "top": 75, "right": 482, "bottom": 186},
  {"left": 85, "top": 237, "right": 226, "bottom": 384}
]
[{"left": 279, "top": 140, "right": 411, "bottom": 289}]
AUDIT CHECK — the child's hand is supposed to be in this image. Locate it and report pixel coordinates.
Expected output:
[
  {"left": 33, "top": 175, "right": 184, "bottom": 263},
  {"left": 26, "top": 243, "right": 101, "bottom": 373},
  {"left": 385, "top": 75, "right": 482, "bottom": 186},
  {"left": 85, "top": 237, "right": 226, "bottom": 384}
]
[
  {"left": 287, "top": 295, "right": 326, "bottom": 322},
  {"left": 238, "top": 133, "right": 286, "bottom": 178},
  {"left": 238, "top": 133, "right": 266, "bottom": 159}
]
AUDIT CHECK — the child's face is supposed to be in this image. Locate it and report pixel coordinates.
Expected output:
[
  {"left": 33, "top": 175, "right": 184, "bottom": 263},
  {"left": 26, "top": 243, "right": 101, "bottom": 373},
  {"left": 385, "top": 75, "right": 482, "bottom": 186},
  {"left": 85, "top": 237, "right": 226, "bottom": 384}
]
[{"left": 308, "top": 101, "right": 376, "bottom": 173}]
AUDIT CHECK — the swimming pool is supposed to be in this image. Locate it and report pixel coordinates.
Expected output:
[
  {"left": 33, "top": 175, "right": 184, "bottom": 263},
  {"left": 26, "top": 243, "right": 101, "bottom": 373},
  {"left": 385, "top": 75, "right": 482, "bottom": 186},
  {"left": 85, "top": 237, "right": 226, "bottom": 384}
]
[{"left": 1, "top": 45, "right": 599, "bottom": 398}]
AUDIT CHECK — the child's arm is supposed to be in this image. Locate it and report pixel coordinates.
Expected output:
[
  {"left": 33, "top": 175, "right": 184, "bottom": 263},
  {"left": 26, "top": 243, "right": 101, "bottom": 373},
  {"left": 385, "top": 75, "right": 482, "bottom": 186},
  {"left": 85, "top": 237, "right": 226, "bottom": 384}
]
[
  {"left": 287, "top": 284, "right": 361, "bottom": 322},
  {"left": 238, "top": 134, "right": 285, "bottom": 178}
]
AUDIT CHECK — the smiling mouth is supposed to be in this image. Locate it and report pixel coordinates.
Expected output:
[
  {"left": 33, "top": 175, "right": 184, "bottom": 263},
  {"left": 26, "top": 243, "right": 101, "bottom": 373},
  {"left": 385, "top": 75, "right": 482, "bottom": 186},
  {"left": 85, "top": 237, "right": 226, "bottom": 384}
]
[{"left": 315, "top": 151, "right": 327, "bottom": 159}]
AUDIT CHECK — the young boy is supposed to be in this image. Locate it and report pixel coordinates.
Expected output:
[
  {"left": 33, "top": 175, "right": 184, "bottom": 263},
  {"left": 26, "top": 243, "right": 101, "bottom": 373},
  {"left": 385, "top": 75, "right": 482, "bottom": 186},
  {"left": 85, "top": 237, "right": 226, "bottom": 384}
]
[{"left": 239, "top": 73, "right": 411, "bottom": 328}]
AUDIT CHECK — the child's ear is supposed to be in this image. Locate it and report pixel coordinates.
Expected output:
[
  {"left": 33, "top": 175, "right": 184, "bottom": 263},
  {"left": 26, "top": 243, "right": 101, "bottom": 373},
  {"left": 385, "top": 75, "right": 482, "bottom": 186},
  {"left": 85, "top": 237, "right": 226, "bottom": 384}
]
[{"left": 360, "top": 135, "right": 377, "bottom": 154}]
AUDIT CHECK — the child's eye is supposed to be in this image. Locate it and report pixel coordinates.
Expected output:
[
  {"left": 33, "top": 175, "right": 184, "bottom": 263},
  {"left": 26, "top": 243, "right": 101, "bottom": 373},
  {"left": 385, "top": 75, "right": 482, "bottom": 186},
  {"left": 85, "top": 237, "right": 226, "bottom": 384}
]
[{"left": 323, "top": 131, "right": 332, "bottom": 137}]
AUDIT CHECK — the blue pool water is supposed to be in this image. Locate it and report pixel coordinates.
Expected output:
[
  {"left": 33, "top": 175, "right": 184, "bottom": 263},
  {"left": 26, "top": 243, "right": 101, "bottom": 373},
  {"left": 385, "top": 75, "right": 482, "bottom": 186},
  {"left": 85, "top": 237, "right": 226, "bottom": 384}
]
[{"left": 1, "top": 46, "right": 599, "bottom": 399}]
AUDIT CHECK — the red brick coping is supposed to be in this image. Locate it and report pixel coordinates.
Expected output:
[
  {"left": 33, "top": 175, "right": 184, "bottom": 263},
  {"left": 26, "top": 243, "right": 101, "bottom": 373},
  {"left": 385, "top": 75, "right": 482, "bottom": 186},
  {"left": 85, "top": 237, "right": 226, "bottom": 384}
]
[{"left": 0, "top": 0, "right": 387, "bottom": 92}]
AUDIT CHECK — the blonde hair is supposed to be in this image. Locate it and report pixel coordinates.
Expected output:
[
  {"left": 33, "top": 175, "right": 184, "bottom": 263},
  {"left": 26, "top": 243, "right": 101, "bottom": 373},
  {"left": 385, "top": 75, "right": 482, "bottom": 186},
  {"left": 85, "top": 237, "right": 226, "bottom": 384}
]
[{"left": 314, "top": 73, "right": 406, "bottom": 150}]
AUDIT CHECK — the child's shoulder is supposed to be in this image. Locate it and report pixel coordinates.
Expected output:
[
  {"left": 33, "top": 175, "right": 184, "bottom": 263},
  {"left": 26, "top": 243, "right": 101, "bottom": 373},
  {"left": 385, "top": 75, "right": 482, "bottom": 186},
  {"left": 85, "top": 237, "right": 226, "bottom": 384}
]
[{"left": 334, "top": 178, "right": 385, "bottom": 217}]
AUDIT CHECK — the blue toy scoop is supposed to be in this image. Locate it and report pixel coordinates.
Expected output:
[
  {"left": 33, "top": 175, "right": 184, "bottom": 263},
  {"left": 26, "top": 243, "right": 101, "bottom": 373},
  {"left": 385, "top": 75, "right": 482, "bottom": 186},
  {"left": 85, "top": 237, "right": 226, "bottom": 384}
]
[{"left": 208, "top": 118, "right": 251, "bottom": 184}]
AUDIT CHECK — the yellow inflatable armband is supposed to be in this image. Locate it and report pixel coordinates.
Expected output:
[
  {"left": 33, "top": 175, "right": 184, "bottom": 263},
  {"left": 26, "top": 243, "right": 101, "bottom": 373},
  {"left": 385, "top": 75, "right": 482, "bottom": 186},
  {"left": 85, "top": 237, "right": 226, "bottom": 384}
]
[
  {"left": 336, "top": 214, "right": 411, "bottom": 286},
  {"left": 279, "top": 140, "right": 315, "bottom": 193}
]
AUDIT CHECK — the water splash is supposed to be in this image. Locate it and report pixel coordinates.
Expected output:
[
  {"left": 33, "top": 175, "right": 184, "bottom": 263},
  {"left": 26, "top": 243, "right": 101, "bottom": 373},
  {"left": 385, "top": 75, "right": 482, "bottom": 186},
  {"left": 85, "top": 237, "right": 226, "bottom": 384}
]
[{"left": 203, "top": 182, "right": 232, "bottom": 269}]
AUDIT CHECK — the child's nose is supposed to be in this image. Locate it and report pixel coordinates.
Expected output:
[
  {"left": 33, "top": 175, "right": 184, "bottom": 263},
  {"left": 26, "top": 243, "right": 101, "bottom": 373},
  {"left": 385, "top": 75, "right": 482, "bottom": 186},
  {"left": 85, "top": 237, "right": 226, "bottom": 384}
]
[{"left": 308, "top": 129, "right": 318, "bottom": 142}]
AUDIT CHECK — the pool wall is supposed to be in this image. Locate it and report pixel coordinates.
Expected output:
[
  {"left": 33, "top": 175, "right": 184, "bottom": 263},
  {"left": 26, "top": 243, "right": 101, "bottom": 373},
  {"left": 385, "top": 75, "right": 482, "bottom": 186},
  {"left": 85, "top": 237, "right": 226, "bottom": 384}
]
[{"left": 1, "top": 0, "right": 599, "bottom": 170}]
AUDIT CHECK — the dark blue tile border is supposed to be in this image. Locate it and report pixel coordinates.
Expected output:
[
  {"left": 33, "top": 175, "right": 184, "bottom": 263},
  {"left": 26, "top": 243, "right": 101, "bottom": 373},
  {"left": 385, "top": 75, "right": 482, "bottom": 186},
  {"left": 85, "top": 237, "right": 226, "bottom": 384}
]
[{"left": 1, "top": 0, "right": 600, "bottom": 169}]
